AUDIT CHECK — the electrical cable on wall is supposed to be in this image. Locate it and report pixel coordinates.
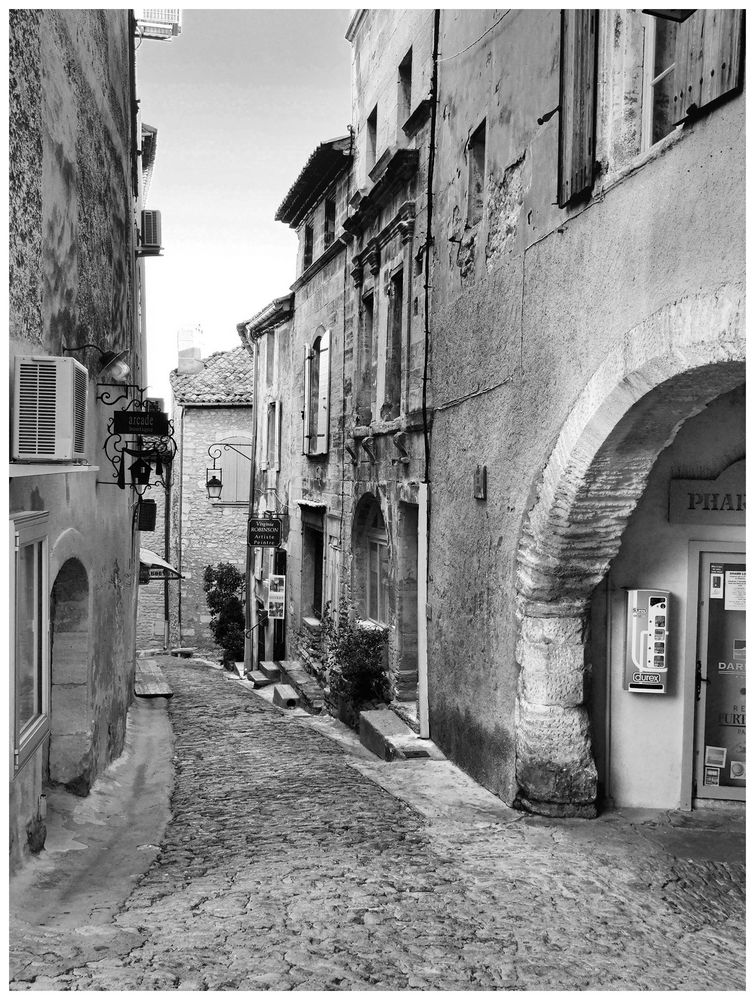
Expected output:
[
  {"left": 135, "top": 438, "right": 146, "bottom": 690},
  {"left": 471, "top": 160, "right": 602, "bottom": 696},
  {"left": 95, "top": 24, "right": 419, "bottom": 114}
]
[{"left": 437, "top": 10, "right": 510, "bottom": 62}]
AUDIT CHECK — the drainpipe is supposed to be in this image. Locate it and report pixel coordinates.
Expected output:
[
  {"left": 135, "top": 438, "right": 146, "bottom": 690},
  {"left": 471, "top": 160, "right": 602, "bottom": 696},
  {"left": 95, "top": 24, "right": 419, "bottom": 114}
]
[{"left": 418, "top": 8, "right": 441, "bottom": 740}]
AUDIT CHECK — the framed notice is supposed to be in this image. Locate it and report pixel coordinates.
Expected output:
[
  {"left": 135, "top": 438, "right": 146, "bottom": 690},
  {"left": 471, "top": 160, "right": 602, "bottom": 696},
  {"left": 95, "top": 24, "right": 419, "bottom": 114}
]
[{"left": 267, "top": 574, "right": 286, "bottom": 620}]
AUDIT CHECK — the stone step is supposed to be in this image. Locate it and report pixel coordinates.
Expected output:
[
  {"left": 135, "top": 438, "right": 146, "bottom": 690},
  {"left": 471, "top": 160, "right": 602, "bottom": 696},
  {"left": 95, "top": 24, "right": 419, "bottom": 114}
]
[
  {"left": 248, "top": 670, "right": 272, "bottom": 689},
  {"left": 359, "top": 708, "right": 444, "bottom": 762},
  {"left": 259, "top": 660, "right": 281, "bottom": 682},
  {"left": 278, "top": 659, "right": 325, "bottom": 714},
  {"left": 170, "top": 647, "right": 196, "bottom": 659},
  {"left": 272, "top": 684, "right": 300, "bottom": 710}
]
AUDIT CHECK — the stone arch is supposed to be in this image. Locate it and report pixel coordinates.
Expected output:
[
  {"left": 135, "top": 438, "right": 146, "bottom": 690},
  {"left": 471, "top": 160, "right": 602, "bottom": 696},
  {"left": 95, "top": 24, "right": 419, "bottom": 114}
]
[
  {"left": 49, "top": 557, "right": 92, "bottom": 793},
  {"left": 514, "top": 286, "right": 745, "bottom": 817}
]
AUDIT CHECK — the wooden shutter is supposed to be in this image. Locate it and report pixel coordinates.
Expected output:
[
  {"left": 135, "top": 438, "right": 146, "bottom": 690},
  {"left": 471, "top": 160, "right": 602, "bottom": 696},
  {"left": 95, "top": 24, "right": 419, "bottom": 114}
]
[
  {"left": 303, "top": 343, "right": 311, "bottom": 454},
  {"left": 674, "top": 10, "right": 744, "bottom": 120},
  {"left": 314, "top": 329, "right": 330, "bottom": 455},
  {"left": 275, "top": 400, "right": 282, "bottom": 472},
  {"left": 558, "top": 9, "right": 598, "bottom": 208}
]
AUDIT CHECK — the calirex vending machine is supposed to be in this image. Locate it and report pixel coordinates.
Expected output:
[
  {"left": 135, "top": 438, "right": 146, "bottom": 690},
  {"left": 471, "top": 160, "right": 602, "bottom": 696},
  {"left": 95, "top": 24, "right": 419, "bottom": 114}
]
[{"left": 624, "top": 589, "right": 670, "bottom": 693}]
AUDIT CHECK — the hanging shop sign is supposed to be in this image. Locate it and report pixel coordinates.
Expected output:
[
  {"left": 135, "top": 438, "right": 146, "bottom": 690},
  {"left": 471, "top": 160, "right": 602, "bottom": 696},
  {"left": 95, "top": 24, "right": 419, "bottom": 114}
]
[
  {"left": 248, "top": 516, "right": 281, "bottom": 548},
  {"left": 668, "top": 460, "right": 745, "bottom": 525},
  {"left": 113, "top": 408, "right": 169, "bottom": 436},
  {"left": 267, "top": 574, "right": 286, "bottom": 619}
]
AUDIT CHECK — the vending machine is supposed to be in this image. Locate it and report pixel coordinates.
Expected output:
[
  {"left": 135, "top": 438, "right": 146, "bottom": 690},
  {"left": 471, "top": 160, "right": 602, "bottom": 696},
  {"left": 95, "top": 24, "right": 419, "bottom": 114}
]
[{"left": 624, "top": 589, "right": 670, "bottom": 694}]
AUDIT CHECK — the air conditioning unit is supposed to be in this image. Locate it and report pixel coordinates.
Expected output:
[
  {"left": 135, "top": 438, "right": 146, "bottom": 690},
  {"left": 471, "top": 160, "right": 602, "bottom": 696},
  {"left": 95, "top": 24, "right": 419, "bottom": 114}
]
[
  {"left": 13, "top": 356, "right": 88, "bottom": 462},
  {"left": 134, "top": 9, "right": 182, "bottom": 40},
  {"left": 140, "top": 209, "right": 163, "bottom": 256}
]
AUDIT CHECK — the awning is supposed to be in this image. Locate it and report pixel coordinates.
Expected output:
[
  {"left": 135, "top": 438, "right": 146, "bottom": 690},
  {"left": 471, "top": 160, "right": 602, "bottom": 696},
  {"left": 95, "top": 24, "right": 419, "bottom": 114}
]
[{"left": 139, "top": 548, "right": 183, "bottom": 579}]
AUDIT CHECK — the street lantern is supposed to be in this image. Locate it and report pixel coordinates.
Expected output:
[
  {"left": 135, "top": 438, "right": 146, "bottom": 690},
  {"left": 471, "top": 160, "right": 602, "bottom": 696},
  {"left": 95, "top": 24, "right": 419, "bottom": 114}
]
[
  {"left": 206, "top": 467, "right": 223, "bottom": 500},
  {"left": 130, "top": 457, "right": 152, "bottom": 496}
]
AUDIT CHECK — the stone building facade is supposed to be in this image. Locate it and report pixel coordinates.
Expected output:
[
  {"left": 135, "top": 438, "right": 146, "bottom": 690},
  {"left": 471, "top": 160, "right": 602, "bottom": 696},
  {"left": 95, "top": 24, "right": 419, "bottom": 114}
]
[
  {"left": 169, "top": 348, "right": 255, "bottom": 656},
  {"left": 9, "top": 10, "right": 153, "bottom": 869},
  {"left": 236, "top": 9, "right": 745, "bottom": 817}
]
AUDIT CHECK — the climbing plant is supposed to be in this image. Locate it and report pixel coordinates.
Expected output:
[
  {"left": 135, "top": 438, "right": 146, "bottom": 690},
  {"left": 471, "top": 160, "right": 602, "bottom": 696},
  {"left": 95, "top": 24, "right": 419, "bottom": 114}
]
[{"left": 321, "top": 595, "right": 390, "bottom": 727}]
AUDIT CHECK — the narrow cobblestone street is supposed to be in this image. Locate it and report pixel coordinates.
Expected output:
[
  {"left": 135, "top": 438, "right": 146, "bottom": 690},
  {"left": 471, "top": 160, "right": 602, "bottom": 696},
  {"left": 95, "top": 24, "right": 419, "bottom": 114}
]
[{"left": 11, "top": 658, "right": 745, "bottom": 991}]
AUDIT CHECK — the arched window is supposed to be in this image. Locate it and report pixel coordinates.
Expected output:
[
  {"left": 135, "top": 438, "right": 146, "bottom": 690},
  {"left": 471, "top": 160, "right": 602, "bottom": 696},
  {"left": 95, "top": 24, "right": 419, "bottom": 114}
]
[{"left": 353, "top": 495, "right": 390, "bottom": 626}]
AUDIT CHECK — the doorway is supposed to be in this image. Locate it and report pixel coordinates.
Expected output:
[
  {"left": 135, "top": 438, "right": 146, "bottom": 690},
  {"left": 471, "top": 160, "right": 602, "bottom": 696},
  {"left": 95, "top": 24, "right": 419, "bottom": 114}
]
[{"left": 693, "top": 550, "right": 746, "bottom": 801}]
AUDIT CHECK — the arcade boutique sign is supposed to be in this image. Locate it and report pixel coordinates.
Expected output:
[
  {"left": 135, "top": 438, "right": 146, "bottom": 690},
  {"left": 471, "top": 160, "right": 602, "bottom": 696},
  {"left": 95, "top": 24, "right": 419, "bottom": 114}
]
[{"left": 668, "top": 460, "right": 745, "bottom": 525}]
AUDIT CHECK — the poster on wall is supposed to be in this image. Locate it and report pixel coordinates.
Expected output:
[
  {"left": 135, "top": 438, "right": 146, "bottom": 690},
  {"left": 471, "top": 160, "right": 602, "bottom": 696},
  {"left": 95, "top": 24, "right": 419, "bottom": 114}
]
[
  {"left": 267, "top": 574, "right": 286, "bottom": 620},
  {"left": 702, "top": 562, "right": 746, "bottom": 789}
]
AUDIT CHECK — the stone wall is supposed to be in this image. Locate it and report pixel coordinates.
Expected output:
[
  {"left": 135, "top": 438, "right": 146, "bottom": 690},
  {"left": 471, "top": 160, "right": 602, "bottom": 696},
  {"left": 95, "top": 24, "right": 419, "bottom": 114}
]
[
  {"left": 426, "top": 10, "right": 745, "bottom": 809},
  {"left": 9, "top": 9, "right": 141, "bottom": 869}
]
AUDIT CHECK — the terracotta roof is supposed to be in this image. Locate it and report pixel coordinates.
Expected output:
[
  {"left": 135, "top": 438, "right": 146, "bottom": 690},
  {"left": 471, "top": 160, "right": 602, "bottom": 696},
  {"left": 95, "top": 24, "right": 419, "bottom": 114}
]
[
  {"left": 169, "top": 346, "right": 254, "bottom": 405},
  {"left": 275, "top": 134, "right": 352, "bottom": 228}
]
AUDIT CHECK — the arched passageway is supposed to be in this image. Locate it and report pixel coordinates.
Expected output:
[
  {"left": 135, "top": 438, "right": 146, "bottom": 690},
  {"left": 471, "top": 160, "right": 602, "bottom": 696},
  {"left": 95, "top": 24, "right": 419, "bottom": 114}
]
[
  {"left": 49, "top": 558, "right": 91, "bottom": 792},
  {"left": 514, "top": 288, "right": 745, "bottom": 816}
]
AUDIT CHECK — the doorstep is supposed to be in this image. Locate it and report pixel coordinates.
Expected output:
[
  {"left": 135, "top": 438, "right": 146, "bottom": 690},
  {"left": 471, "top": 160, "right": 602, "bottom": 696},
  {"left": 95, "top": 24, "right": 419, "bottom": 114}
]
[{"left": 359, "top": 708, "right": 445, "bottom": 762}]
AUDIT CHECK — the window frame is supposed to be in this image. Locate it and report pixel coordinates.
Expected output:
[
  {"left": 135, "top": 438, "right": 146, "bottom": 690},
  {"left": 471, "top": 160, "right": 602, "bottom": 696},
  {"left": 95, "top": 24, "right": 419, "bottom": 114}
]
[
  {"left": 302, "top": 329, "right": 331, "bottom": 457},
  {"left": 641, "top": 14, "right": 678, "bottom": 151},
  {"left": 10, "top": 511, "right": 50, "bottom": 776},
  {"left": 366, "top": 527, "right": 389, "bottom": 626}
]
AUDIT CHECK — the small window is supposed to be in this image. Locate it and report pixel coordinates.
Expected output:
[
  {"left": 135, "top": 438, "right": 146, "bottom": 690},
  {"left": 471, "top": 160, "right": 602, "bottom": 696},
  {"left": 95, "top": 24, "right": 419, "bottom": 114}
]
[
  {"left": 467, "top": 119, "right": 486, "bottom": 226},
  {"left": 303, "top": 223, "right": 314, "bottom": 270},
  {"left": 11, "top": 511, "right": 50, "bottom": 773},
  {"left": 398, "top": 48, "right": 413, "bottom": 123},
  {"left": 642, "top": 15, "right": 678, "bottom": 149},
  {"left": 324, "top": 198, "right": 336, "bottom": 248},
  {"left": 357, "top": 292, "right": 375, "bottom": 425},
  {"left": 266, "top": 402, "right": 277, "bottom": 470},
  {"left": 384, "top": 268, "right": 404, "bottom": 419},
  {"left": 265, "top": 331, "right": 275, "bottom": 388},
  {"left": 366, "top": 104, "right": 378, "bottom": 171}
]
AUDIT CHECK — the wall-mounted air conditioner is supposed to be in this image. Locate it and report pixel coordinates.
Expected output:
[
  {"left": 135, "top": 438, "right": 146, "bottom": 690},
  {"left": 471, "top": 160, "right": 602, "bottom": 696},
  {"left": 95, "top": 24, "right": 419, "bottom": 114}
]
[
  {"left": 139, "top": 209, "right": 163, "bottom": 257},
  {"left": 134, "top": 9, "right": 182, "bottom": 40},
  {"left": 13, "top": 356, "right": 88, "bottom": 462}
]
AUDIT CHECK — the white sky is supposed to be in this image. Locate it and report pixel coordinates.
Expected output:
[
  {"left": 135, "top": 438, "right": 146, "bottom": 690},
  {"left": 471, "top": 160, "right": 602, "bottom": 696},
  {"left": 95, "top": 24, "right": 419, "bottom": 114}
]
[{"left": 136, "top": 8, "right": 353, "bottom": 404}]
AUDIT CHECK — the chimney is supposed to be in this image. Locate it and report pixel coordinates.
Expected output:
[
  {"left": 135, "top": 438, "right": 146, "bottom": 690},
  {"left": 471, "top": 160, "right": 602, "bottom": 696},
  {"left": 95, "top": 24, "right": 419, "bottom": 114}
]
[{"left": 177, "top": 325, "right": 204, "bottom": 374}]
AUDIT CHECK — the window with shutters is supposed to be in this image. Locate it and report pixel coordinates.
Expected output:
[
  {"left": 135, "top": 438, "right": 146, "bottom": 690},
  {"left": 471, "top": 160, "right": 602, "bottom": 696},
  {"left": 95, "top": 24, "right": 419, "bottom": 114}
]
[
  {"left": 558, "top": 9, "right": 598, "bottom": 208},
  {"left": 642, "top": 10, "right": 744, "bottom": 151},
  {"left": 11, "top": 511, "right": 50, "bottom": 773},
  {"left": 324, "top": 198, "right": 336, "bottom": 248},
  {"left": 303, "top": 329, "right": 330, "bottom": 456},
  {"left": 467, "top": 119, "right": 486, "bottom": 226},
  {"left": 264, "top": 401, "right": 281, "bottom": 472},
  {"left": 303, "top": 223, "right": 314, "bottom": 270},
  {"left": 214, "top": 436, "right": 252, "bottom": 505}
]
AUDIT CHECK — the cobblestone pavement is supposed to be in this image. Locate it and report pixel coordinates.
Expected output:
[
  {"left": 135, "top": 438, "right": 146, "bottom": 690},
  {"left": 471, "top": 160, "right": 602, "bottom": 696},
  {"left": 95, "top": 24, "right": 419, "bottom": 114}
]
[{"left": 11, "top": 658, "right": 746, "bottom": 991}]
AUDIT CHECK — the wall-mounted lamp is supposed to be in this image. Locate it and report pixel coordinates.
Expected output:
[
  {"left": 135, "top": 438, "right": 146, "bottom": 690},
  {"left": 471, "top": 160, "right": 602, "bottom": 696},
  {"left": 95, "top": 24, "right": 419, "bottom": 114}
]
[
  {"left": 63, "top": 342, "right": 131, "bottom": 383},
  {"left": 206, "top": 467, "right": 224, "bottom": 500}
]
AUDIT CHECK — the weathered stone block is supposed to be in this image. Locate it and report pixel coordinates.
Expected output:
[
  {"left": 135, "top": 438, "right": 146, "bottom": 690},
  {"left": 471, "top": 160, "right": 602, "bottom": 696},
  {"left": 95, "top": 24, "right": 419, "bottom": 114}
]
[{"left": 515, "top": 700, "right": 597, "bottom": 805}]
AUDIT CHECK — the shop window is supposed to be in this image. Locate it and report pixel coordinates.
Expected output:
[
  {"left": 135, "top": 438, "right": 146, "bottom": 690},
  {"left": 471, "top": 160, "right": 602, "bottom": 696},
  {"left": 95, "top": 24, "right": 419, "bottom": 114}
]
[
  {"left": 558, "top": 9, "right": 598, "bottom": 207},
  {"left": 467, "top": 119, "right": 486, "bottom": 225},
  {"left": 10, "top": 511, "right": 49, "bottom": 773},
  {"left": 398, "top": 47, "right": 413, "bottom": 123},
  {"left": 303, "top": 223, "right": 314, "bottom": 270},
  {"left": 642, "top": 10, "right": 744, "bottom": 150},
  {"left": 303, "top": 329, "right": 330, "bottom": 456},
  {"left": 366, "top": 104, "right": 378, "bottom": 171},
  {"left": 324, "top": 198, "right": 336, "bottom": 248},
  {"left": 215, "top": 436, "right": 253, "bottom": 504}
]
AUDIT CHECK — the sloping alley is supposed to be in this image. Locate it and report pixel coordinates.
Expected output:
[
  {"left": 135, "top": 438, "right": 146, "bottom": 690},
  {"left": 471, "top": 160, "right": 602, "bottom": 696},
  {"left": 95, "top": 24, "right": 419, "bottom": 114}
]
[{"left": 10, "top": 658, "right": 745, "bottom": 991}]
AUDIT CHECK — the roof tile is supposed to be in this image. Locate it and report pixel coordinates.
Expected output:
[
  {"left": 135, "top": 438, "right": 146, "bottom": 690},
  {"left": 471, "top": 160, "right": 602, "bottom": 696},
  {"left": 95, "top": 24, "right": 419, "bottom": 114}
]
[{"left": 170, "top": 346, "right": 254, "bottom": 404}]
